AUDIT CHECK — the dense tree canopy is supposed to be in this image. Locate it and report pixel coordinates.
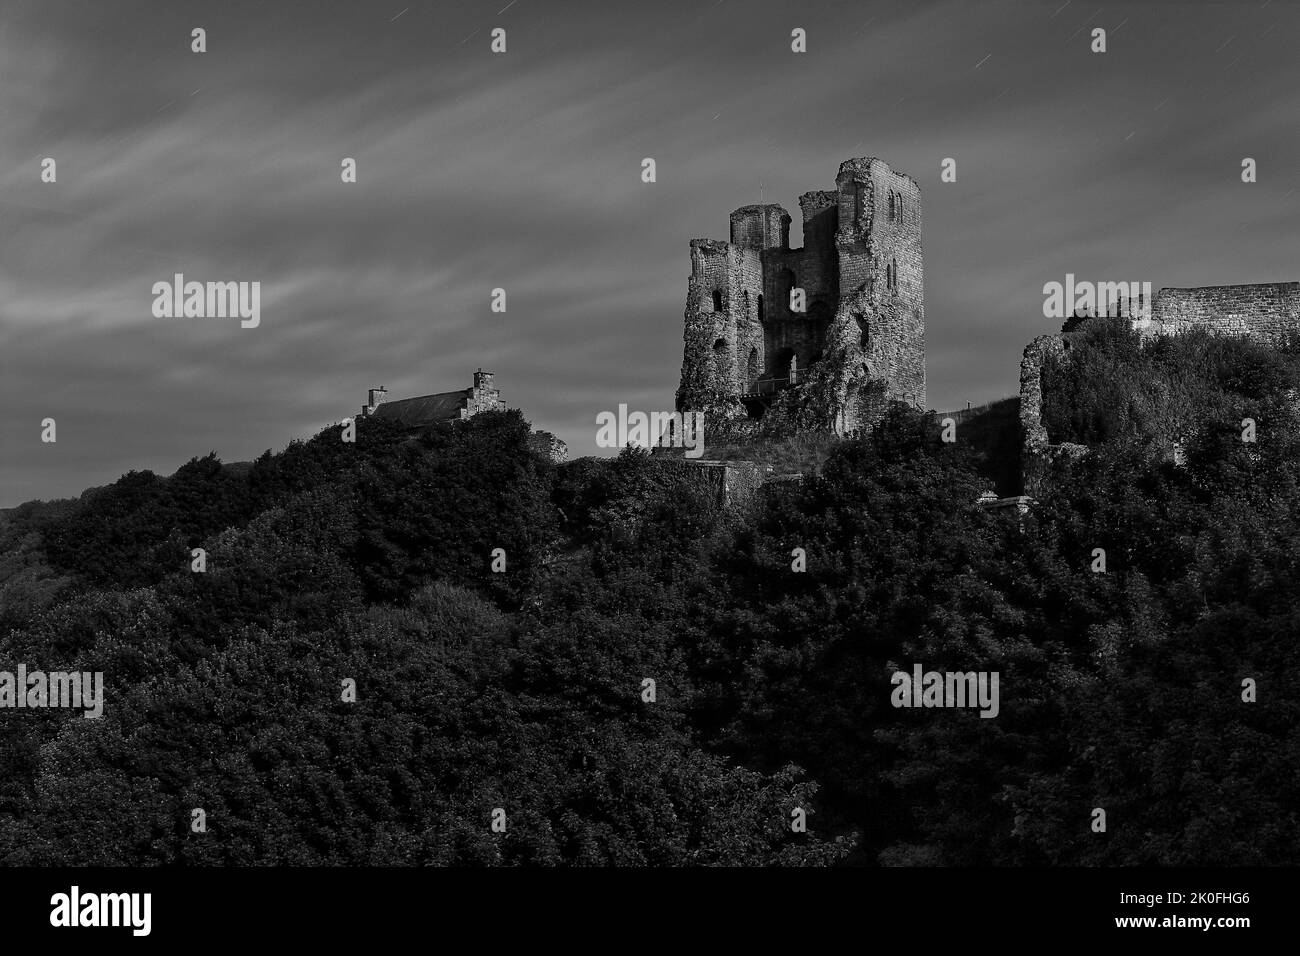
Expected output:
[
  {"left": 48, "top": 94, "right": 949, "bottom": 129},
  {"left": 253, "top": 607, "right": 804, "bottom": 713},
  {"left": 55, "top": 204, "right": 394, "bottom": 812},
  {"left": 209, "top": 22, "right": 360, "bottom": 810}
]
[{"left": 2, "top": 329, "right": 1298, "bottom": 865}]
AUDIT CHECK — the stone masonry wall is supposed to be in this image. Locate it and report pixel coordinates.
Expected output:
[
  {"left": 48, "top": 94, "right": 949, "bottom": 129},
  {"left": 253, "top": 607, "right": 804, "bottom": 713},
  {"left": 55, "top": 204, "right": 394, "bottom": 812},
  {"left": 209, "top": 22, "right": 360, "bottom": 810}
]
[
  {"left": 1018, "top": 280, "right": 1300, "bottom": 493},
  {"left": 464, "top": 370, "right": 504, "bottom": 417},
  {"left": 868, "top": 163, "right": 925, "bottom": 408},
  {"left": 762, "top": 237, "right": 836, "bottom": 376},
  {"left": 1019, "top": 334, "right": 1061, "bottom": 493},
  {"left": 674, "top": 459, "right": 765, "bottom": 512},
  {"left": 1152, "top": 283, "right": 1300, "bottom": 344},
  {"left": 678, "top": 239, "right": 764, "bottom": 412},
  {"left": 818, "top": 158, "right": 926, "bottom": 430},
  {"left": 1019, "top": 335, "right": 1063, "bottom": 457},
  {"left": 730, "top": 204, "right": 790, "bottom": 250}
]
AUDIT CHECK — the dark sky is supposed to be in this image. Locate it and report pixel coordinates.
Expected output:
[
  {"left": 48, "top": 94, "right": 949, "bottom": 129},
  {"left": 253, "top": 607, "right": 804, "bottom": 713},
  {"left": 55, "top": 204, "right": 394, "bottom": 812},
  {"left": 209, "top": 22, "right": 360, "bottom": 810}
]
[{"left": 2, "top": 0, "right": 1297, "bottom": 506}]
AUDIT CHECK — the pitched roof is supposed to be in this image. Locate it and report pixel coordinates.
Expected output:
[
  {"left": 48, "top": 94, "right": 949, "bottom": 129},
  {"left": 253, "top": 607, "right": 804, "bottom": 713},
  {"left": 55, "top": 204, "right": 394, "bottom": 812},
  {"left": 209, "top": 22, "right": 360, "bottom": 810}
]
[{"left": 369, "top": 389, "right": 467, "bottom": 427}]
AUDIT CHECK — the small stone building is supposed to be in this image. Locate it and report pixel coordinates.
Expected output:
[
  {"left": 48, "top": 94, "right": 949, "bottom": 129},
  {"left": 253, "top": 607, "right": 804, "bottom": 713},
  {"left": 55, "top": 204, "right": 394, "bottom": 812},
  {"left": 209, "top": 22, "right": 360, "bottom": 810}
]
[
  {"left": 356, "top": 370, "right": 567, "bottom": 462},
  {"left": 360, "top": 369, "right": 504, "bottom": 429}
]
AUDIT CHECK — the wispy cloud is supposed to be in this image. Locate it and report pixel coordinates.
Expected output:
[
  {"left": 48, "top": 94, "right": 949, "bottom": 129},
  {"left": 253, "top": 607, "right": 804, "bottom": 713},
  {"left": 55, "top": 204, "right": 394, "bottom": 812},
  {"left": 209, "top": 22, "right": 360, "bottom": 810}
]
[{"left": 1, "top": 0, "right": 1298, "bottom": 504}]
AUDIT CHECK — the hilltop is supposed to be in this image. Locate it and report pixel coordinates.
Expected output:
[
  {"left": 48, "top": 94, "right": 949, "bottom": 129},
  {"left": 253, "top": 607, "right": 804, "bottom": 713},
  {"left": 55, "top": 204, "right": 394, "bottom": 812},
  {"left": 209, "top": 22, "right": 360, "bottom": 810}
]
[{"left": 3, "top": 324, "right": 1300, "bottom": 865}]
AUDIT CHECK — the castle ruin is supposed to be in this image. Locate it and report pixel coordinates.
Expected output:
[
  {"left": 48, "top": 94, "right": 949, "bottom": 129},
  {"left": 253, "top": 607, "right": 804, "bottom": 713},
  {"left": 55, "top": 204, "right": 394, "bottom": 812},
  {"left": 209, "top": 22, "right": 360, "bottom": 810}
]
[
  {"left": 670, "top": 154, "right": 1300, "bottom": 496},
  {"left": 676, "top": 157, "right": 925, "bottom": 434},
  {"left": 1138, "top": 282, "right": 1300, "bottom": 342},
  {"left": 1019, "top": 281, "right": 1300, "bottom": 492}
]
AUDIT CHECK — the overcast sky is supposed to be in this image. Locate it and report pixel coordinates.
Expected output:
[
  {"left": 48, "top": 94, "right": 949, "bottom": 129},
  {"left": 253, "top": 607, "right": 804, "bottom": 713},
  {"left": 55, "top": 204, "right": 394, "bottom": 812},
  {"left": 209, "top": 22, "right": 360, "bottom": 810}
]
[{"left": 2, "top": 0, "right": 1297, "bottom": 506}]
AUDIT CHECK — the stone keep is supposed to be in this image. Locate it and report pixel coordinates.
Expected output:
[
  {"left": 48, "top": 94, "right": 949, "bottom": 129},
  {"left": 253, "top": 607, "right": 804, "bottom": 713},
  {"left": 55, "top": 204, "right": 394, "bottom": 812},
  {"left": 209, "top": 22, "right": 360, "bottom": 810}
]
[{"left": 675, "top": 157, "right": 925, "bottom": 433}]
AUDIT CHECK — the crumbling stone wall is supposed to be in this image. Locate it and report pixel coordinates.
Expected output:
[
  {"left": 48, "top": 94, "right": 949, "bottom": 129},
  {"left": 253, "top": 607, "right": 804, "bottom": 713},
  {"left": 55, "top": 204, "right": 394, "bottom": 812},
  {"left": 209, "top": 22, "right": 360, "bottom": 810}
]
[
  {"left": 802, "top": 158, "right": 926, "bottom": 431},
  {"left": 676, "top": 157, "right": 925, "bottom": 435},
  {"left": 1019, "top": 335, "right": 1062, "bottom": 456},
  {"left": 1150, "top": 283, "right": 1300, "bottom": 344},
  {"left": 673, "top": 459, "right": 764, "bottom": 511},
  {"left": 730, "top": 204, "right": 790, "bottom": 250},
  {"left": 677, "top": 239, "right": 764, "bottom": 416},
  {"left": 1018, "top": 335, "right": 1068, "bottom": 494},
  {"left": 1019, "top": 280, "right": 1300, "bottom": 492}
]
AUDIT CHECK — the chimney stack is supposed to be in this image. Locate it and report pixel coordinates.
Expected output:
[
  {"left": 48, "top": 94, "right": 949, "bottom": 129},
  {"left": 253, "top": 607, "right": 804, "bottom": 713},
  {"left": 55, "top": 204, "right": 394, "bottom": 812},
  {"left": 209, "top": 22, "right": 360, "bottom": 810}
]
[{"left": 362, "top": 386, "right": 387, "bottom": 417}]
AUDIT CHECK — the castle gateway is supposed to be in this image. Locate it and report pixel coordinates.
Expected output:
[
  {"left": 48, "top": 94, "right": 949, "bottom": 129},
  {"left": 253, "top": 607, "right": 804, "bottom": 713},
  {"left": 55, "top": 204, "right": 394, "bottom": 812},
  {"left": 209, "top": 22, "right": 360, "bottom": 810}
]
[{"left": 676, "top": 157, "right": 925, "bottom": 434}]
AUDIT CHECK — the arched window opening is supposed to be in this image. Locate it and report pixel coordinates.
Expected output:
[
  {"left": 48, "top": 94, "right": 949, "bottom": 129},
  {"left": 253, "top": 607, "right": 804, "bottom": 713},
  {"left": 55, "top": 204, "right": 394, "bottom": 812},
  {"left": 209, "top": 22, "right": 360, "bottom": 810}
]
[
  {"left": 889, "top": 193, "right": 896, "bottom": 220},
  {"left": 712, "top": 289, "right": 723, "bottom": 312}
]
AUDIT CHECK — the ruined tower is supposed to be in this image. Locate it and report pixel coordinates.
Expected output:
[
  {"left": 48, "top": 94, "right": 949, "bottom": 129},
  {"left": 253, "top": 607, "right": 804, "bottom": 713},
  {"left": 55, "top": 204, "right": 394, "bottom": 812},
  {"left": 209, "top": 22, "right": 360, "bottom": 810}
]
[{"left": 676, "top": 157, "right": 925, "bottom": 433}]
